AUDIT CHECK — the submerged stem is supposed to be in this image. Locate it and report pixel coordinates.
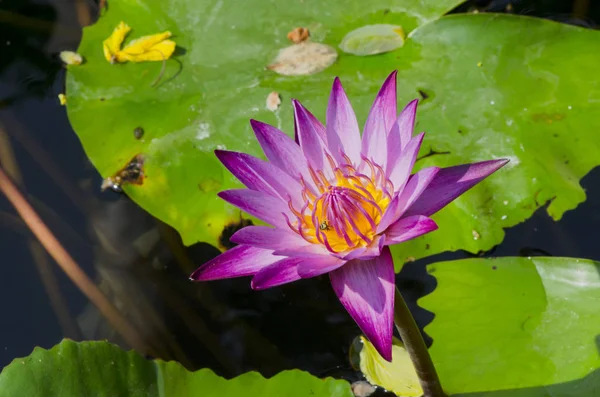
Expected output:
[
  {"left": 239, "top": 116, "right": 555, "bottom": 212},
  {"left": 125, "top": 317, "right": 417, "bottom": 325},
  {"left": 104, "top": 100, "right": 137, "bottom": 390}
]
[{"left": 394, "top": 286, "right": 445, "bottom": 397}]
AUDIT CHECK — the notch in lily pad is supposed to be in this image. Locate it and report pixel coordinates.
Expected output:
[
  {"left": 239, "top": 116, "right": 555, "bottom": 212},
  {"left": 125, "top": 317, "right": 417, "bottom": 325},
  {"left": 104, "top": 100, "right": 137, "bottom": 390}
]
[
  {"left": 101, "top": 154, "right": 145, "bottom": 193},
  {"left": 339, "top": 24, "right": 405, "bottom": 56}
]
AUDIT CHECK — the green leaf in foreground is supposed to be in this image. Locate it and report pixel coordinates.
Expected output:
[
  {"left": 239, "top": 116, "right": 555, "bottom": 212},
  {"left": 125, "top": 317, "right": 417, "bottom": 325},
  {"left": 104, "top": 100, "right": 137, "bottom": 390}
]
[
  {"left": 0, "top": 339, "right": 353, "bottom": 397},
  {"left": 419, "top": 257, "right": 600, "bottom": 396}
]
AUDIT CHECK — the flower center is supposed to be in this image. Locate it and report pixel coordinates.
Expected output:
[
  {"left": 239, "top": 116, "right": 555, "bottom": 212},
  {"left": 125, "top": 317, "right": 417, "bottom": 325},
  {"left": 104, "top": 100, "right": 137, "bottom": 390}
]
[{"left": 287, "top": 155, "right": 393, "bottom": 253}]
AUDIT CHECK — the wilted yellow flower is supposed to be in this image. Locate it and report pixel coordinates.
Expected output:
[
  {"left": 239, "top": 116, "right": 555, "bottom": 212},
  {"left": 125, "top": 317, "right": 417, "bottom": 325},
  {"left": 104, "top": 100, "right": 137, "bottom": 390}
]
[
  {"left": 103, "top": 21, "right": 131, "bottom": 63},
  {"left": 103, "top": 21, "right": 176, "bottom": 64}
]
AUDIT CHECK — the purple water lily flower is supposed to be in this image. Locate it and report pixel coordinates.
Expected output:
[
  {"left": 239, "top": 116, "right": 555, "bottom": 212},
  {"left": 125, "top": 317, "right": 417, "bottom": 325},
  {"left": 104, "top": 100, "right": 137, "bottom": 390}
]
[{"left": 191, "top": 71, "right": 507, "bottom": 361}]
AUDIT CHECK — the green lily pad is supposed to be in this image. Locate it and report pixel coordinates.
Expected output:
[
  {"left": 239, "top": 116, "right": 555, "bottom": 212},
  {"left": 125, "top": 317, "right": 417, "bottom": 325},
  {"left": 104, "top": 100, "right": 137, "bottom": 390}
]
[
  {"left": 67, "top": 6, "right": 600, "bottom": 262},
  {"left": 64, "top": 0, "right": 466, "bottom": 248},
  {"left": 419, "top": 257, "right": 600, "bottom": 396},
  {"left": 0, "top": 339, "right": 353, "bottom": 396},
  {"left": 353, "top": 335, "right": 422, "bottom": 396}
]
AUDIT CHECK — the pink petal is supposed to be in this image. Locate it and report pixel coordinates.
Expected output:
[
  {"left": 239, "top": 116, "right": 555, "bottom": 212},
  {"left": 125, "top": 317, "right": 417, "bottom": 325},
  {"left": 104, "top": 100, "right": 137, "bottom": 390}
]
[
  {"left": 190, "top": 245, "right": 280, "bottom": 281},
  {"left": 387, "top": 132, "right": 424, "bottom": 191},
  {"left": 377, "top": 167, "right": 439, "bottom": 234},
  {"left": 335, "top": 235, "right": 385, "bottom": 261},
  {"left": 251, "top": 257, "right": 303, "bottom": 290},
  {"left": 387, "top": 99, "right": 418, "bottom": 167},
  {"left": 384, "top": 215, "right": 438, "bottom": 245},
  {"left": 231, "top": 225, "right": 312, "bottom": 251},
  {"left": 377, "top": 194, "right": 401, "bottom": 234},
  {"left": 404, "top": 159, "right": 510, "bottom": 217},
  {"left": 216, "top": 150, "right": 302, "bottom": 206},
  {"left": 250, "top": 120, "right": 315, "bottom": 189},
  {"left": 392, "top": 166, "right": 439, "bottom": 220},
  {"left": 273, "top": 243, "right": 331, "bottom": 258},
  {"left": 361, "top": 71, "right": 398, "bottom": 166},
  {"left": 218, "top": 189, "right": 290, "bottom": 228},
  {"left": 293, "top": 100, "right": 332, "bottom": 175},
  {"left": 305, "top": 104, "right": 327, "bottom": 140},
  {"left": 297, "top": 255, "right": 346, "bottom": 278},
  {"left": 330, "top": 246, "right": 395, "bottom": 361},
  {"left": 293, "top": 104, "right": 326, "bottom": 144},
  {"left": 326, "top": 78, "right": 361, "bottom": 164}
]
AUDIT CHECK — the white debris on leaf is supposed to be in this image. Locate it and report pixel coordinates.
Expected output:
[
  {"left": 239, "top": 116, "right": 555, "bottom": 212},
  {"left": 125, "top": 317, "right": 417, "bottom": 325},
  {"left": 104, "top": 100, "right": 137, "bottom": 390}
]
[
  {"left": 266, "top": 91, "right": 281, "bottom": 111},
  {"left": 472, "top": 229, "right": 480, "bottom": 240},
  {"left": 267, "top": 42, "right": 337, "bottom": 76},
  {"left": 59, "top": 51, "right": 84, "bottom": 65},
  {"left": 196, "top": 122, "right": 210, "bottom": 140}
]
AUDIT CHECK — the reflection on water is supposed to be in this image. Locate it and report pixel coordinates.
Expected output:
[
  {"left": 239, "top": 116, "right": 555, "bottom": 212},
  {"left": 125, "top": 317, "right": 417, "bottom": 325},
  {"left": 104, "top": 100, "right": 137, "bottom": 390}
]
[{"left": 0, "top": 0, "right": 599, "bottom": 394}]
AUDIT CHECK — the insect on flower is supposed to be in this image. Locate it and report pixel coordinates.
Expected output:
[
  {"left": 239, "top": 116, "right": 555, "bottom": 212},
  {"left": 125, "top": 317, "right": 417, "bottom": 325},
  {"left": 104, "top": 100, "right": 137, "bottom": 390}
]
[
  {"left": 190, "top": 71, "right": 508, "bottom": 361},
  {"left": 319, "top": 220, "right": 330, "bottom": 231}
]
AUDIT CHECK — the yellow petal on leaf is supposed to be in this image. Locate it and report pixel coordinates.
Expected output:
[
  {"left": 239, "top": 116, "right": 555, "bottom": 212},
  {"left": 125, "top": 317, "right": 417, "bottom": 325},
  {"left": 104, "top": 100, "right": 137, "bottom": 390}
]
[
  {"left": 117, "top": 32, "right": 176, "bottom": 63},
  {"left": 122, "top": 31, "right": 172, "bottom": 54},
  {"left": 58, "top": 94, "right": 67, "bottom": 105},
  {"left": 103, "top": 21, "right": 131, "bottom": 63}
]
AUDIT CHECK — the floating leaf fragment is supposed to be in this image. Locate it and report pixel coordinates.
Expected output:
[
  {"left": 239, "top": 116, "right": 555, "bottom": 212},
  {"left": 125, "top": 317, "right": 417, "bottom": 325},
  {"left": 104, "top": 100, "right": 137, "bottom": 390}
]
[
  {"left": 339, "top": 24, "right": 405, "bottom": 56},
  {"left": 267, "top": 42, "right": 337, "bottom": 76},
  {"left": 58, "top": 94, "right": 67, "bottom": 105},
  {"left": 59, "top": 51, "right": 83, "bottom": 65},
  {"left": 355, "top": 336, "right": 422, "bottom": 397},
  {"left": 103, "top": 21, "right": 176, "bottom": 64},
  {"left": 287, "top": 27, "right": 310, "bottom": 43}
]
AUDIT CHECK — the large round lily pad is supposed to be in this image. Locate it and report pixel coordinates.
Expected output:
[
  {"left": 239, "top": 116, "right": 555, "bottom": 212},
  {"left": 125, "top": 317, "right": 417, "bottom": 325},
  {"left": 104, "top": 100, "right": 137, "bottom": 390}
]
[
  {"left": 419, "top": 256, "right": 600, "bottom": 396},
  {"left": 67, "top": 3, "right": 600, "bottom": 263},
  {"left": 0, "top": 339, "right": 353, "bottom": 396}
]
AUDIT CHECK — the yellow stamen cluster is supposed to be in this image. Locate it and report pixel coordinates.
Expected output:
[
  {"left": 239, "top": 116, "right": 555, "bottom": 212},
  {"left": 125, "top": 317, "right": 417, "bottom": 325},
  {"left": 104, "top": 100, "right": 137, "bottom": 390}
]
[{"left": 288, "top": 155, "right": 393, "bottom": 253}]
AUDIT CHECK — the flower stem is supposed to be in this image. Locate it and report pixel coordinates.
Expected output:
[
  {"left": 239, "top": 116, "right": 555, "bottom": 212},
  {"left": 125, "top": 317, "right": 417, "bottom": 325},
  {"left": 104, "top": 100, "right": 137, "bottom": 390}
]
[{"left": 394, "top": 286, "right": 445, "bottom": 397}]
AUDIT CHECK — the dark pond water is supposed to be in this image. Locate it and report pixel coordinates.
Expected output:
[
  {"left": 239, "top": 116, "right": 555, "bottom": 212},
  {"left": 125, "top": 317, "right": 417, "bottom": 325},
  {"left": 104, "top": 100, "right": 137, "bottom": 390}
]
[{"left": 1, "top": 0, "right": 599, "bottom": 392}]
